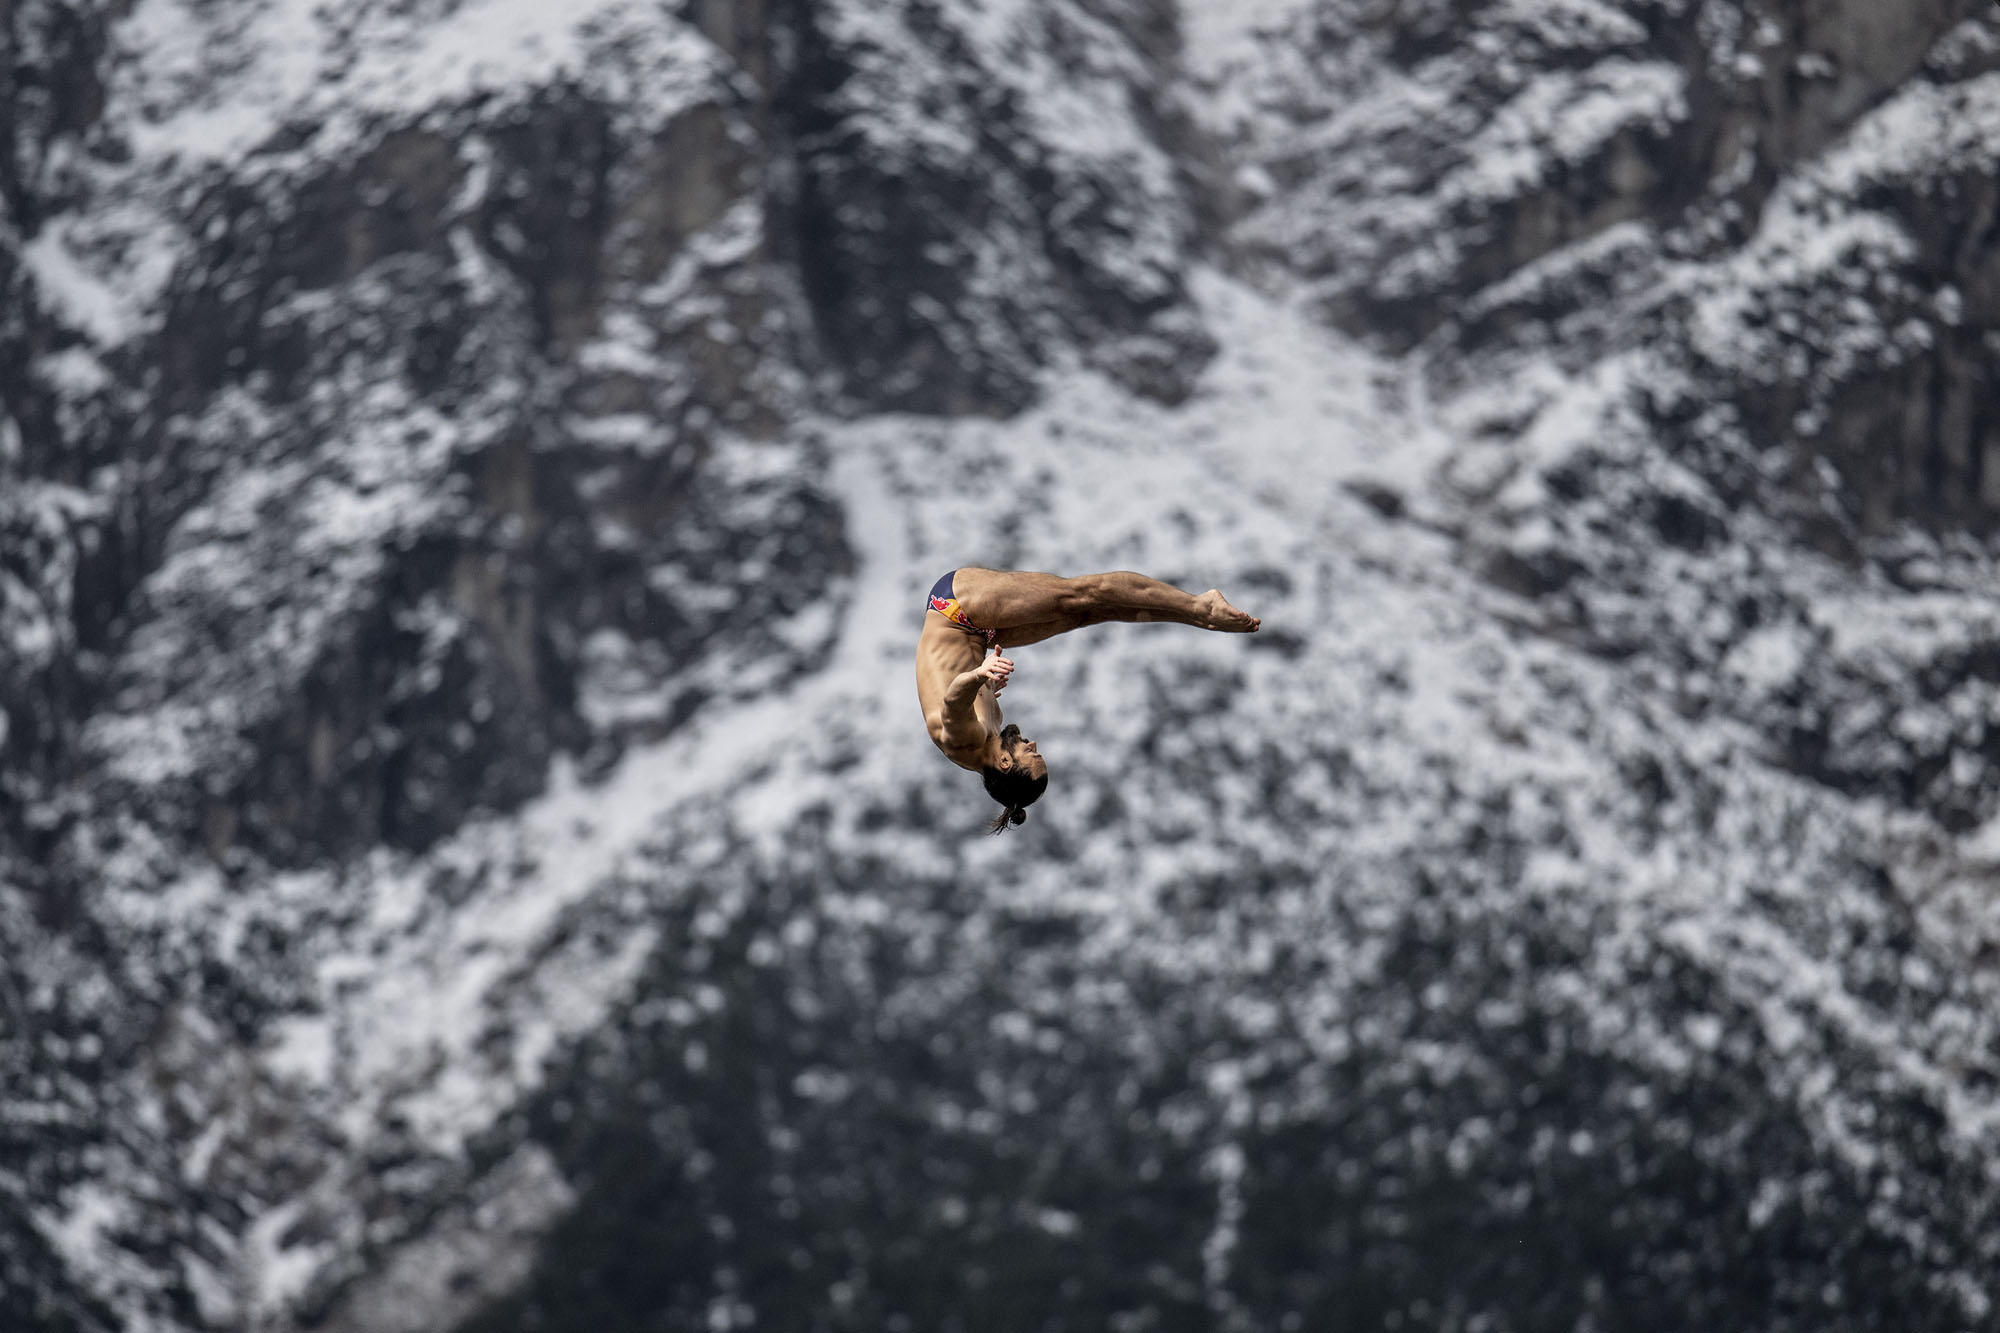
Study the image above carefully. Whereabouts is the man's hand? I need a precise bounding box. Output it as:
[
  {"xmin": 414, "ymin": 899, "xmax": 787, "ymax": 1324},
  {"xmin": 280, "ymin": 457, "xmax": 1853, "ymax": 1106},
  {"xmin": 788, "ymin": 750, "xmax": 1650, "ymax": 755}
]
[{"xmin": 975, "ymin": 650, "xmax": 1014, "ymax": 694}]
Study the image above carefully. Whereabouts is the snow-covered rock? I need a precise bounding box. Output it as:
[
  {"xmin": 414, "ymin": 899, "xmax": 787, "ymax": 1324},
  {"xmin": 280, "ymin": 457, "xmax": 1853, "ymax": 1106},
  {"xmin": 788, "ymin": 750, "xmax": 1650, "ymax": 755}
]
[{"xmin": 7, "ymin": 2, "xmax": 2000, "ymax": 1330}]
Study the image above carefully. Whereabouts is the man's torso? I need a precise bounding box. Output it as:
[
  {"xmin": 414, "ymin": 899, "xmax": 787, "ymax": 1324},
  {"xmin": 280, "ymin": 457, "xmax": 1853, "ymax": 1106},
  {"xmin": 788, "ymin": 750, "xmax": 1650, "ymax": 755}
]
[{"xmin": 915, "ymin": 613, "xmax": 998, "ymax": 770}]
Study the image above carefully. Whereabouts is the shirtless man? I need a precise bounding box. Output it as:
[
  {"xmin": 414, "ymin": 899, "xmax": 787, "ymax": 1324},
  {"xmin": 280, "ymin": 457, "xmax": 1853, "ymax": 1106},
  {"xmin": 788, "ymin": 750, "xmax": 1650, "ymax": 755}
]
[{"xmin": 916, "ymin": 568, "xmax": 1261, "ymax": 833}]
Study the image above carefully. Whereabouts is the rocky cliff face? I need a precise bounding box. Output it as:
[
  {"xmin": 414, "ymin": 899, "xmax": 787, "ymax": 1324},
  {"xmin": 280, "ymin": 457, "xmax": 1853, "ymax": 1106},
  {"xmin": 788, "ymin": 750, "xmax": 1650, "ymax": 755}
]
[{"xmin": 7, "ymin": 2, "xmax": 2000, "ymax": 1330}]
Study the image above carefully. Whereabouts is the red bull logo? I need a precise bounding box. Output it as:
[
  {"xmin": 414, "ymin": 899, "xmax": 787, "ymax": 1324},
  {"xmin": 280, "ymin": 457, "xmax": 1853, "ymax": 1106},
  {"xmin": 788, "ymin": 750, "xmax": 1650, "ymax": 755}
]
[{"xmin": 929, "ymin": 594, "xmax": 997, "ymax": 646}]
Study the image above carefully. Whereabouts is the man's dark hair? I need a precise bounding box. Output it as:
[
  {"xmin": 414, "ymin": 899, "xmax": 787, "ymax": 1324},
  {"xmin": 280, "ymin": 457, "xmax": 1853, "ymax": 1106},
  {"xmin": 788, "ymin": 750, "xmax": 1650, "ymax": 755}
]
[{"xmin": 982, "ymin": 726, "xmax": 1047, "ymax": 834}]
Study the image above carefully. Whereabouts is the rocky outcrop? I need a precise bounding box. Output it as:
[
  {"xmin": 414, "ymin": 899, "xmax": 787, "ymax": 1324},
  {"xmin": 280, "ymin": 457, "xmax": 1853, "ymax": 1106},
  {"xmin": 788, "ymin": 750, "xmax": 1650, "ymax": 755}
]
[
  {"xmin": 1690, "ymin": 61, "xmax": 2000, "ymax": 539},
  {"xmin": 88, "ymin": 77, "xmax": 826, "ymax": 866},
  {"xmin": 770, "ymin": 0, "xmax": 1213, "ymax": 412},
  {"xmin": 1226, "ymin": 0, "xmax": 1987, "ymax": 351},
  {"xmin": 1344, "ymin": 6, "xmax": 2000, "ymax": 542}
]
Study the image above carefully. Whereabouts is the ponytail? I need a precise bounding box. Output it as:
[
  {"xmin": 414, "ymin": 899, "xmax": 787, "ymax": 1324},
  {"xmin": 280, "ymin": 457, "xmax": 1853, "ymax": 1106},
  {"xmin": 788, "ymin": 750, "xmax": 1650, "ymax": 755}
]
[{"xmin": 986, "ymin": 806, "xmax": 1029, "ymax": 835}]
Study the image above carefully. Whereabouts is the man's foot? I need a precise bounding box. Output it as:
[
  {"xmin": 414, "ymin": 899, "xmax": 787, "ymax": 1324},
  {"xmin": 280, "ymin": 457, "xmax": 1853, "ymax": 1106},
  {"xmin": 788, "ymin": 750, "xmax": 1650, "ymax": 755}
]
[{"xmin": 1196, "ymin": 589, "xmax": 1260, "ymax": 632}]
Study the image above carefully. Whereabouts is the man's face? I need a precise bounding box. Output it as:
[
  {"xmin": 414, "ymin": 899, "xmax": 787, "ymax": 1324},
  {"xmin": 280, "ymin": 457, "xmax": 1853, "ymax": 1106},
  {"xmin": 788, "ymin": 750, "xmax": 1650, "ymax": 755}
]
[
  {"xmin": 999, "ymin": 723, "xmax": 1045, "ymax": 777},
  {"xmin": 1009, "ymin": 734, "xmax": 1047, "ymax": 781}
]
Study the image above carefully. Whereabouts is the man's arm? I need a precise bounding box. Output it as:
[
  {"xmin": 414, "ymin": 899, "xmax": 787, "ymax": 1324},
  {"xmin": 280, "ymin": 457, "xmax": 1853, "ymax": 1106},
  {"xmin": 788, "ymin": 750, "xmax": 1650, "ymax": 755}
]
[{"xmin": 936, "ymin": 652, "xmax": 1012, "ymax": 751}]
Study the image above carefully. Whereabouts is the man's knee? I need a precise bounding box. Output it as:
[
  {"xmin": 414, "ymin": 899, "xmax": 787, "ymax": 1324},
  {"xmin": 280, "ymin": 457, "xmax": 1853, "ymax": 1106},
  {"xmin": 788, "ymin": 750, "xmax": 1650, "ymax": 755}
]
[{"xmin": 1057, "ymin": 573, "xmax": 1112, "ymax": 615}]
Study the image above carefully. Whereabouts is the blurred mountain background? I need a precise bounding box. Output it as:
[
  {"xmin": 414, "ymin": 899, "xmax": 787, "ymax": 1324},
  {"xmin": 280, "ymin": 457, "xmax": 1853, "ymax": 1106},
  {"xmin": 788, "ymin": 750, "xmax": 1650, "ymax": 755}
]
[{"xmin": 7, "ymin": 0, "xmax": 2000, "ymax": 1328}]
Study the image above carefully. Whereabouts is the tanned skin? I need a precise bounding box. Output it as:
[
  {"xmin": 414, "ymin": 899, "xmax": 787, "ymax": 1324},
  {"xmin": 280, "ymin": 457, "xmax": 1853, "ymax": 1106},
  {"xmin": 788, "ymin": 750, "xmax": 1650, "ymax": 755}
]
[{"xmin": 915, "ymin": 568, "xmax": 1261, "ymax": 779}]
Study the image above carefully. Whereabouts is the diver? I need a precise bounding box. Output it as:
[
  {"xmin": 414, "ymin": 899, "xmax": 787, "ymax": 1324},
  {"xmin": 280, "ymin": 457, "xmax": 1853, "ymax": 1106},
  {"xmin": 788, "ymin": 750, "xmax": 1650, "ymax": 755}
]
[{"xmin": 915, "ymin": 568, "xmax": 1260, "ymax": 833}]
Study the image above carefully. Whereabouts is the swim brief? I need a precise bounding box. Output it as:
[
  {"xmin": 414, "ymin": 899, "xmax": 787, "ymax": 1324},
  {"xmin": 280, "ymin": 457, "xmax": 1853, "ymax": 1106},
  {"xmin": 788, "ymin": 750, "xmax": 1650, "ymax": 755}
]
[{"xmin": 927, "ymin": 570, "xmax": 999, "ymax": 647}]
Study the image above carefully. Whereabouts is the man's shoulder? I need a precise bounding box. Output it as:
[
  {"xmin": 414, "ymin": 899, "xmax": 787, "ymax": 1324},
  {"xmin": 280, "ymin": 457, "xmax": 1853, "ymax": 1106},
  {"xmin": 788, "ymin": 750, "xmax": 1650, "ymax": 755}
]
[{"xmin": 930, "ymin": 719, "xmax": 988, "ymax": 771}]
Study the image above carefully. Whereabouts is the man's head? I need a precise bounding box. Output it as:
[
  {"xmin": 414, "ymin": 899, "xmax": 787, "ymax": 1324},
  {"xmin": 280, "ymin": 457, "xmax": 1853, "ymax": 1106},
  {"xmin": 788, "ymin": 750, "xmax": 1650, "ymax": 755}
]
[{"xmin": 982, "ymin": 724, "xmax": 1048, "ymax": 833}]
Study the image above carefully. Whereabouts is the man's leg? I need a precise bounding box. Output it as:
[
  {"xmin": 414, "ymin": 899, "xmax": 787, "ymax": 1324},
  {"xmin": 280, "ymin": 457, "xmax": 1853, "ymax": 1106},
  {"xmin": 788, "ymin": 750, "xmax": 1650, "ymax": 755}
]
[{"xmin": 954, "ymin": 568, "xmax": 1258, "ymax": 640}]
